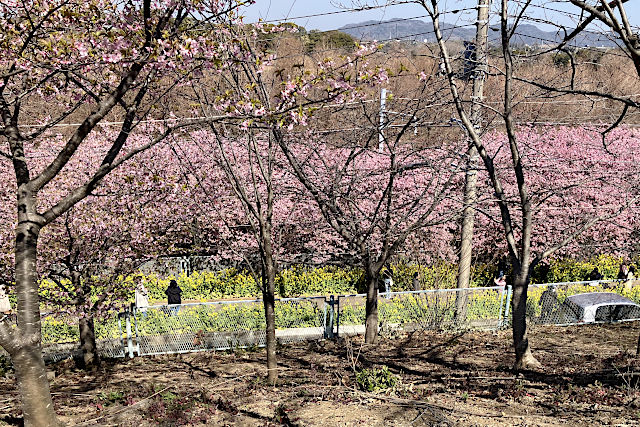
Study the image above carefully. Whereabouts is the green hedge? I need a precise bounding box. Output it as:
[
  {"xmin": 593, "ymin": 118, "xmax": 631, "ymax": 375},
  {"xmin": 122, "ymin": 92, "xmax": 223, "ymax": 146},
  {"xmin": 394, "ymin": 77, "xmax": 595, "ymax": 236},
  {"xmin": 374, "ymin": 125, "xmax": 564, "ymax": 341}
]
[
  {"xmin": 132, "ymin": 267, "xmax": 362, "ymax": 302},
  {"xmin": 41, "ymin": 315, "xmax": 125, "ymax": 344}
]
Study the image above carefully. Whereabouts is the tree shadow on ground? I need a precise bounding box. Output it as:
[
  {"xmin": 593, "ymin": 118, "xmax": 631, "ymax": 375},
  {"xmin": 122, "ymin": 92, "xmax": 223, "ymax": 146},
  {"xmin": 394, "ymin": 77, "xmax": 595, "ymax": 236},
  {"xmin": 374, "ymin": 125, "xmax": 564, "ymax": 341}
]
[
  {"xmin": 177, "ymin": 359, "xmax": 219, "ymax": 378},
  {"xmin": 0, "ymin": 415, "xmax": 22, "ymax": 427},
  {"xmin": 281, "ymin": 330, "xmax": 640, "ymax": 408}
]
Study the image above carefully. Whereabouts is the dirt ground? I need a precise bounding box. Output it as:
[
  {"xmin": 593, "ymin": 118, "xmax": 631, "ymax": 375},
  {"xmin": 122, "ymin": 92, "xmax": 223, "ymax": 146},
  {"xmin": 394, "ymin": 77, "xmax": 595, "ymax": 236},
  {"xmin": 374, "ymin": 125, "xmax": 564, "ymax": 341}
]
[{"xmin": 2, "ymin": 323, "xmax": 640, "ymax": 426}]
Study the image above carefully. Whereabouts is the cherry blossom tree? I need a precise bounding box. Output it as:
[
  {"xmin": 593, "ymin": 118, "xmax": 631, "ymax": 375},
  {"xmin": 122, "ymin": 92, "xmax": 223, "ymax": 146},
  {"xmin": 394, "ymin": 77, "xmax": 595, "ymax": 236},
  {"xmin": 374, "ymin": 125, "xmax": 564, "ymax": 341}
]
[
  {"xmin": 177, "ymin": 18, "xmax": 409, "ymax": 377},
  {"xmin": 419, "ymin": 0, "xmax": 638, "ymax": 370},
  {"xmin": 36, "ymin": 132, "xmax": 207, "ymax": 368},
  {"xmin": 0, "ymin": 0, "xmax": 247, "ymax": 424},
  {"xmin": 277, "ymin": 96, "xmax": 466, "ymax": 343},
  {"xmin": 197, "ymin": 27, "xmax": 468, "ymax": 347},
  {"xmin": 470, "ymin": 126, "xmax": 640, "ymax": 262}
]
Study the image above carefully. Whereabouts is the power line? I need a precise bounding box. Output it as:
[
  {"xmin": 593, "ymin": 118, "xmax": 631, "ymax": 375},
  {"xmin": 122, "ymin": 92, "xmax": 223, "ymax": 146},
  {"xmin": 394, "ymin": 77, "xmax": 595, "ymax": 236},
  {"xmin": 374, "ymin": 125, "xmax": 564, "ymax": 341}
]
[
  {"xmin": 12, "ymin": 120, "xmax": 640, "ymax": 162},
  {"xmin": 11, "ymin": 88, "xmax": 640, "ymax": 133},
  {"xmin": 395, "ymin": 96, "xmax": 640, "ymax": 106},
  {"xmin": 265, "ymin": 21, "xmax": 480, "ymax": 63},
  {"xmin": 12, "ymin": 99, "xmax": 379, "ymax": 130},
  {"xmin": 246, "ymin": 1, "xmax": 633, "ymax": 58},
  {"xmin": 510, "ymin": 0, "xmax": 639, "ymax": 31},
  {"xmin": 244, "ymin": 1, "xmax": 418, "ymax": 25}
]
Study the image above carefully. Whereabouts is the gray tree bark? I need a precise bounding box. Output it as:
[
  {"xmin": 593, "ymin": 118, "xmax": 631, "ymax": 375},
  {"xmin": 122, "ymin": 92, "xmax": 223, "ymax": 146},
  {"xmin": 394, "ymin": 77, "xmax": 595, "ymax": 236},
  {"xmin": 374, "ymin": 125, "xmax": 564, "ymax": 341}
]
[
  {"xmin": 260, "ymin": 220, "xmax": 278, "ymax": 384},
  {"xmin": 78, "ymin": 316, "xmax": 99, "ymax": 370},
  {"xmin": 9, "ymin": 194, "xmax": 59, "ymax": 426},
  {"xmin": 71, "ymin": 272, "xmax": 100, "ymax": 370},
  {"xmin": 510, "ymin": 263, "xmax": 540, "ymax": 370},
  {"xmin": 364, "ymin": 268, "xmax": 380, "ymax": 344}
]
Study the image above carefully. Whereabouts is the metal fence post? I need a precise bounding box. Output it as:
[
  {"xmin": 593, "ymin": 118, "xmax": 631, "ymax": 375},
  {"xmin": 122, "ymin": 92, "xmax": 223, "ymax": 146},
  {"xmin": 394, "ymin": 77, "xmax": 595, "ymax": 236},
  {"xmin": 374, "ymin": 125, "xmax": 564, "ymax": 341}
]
[
  {"xmin": 336, "ymin": 296, "xmax": 341, "ymax": 338},
  {"xmin": 498, "ymin": 288, "xmax": 506, "ymax": 328},
  {"xmin": 132, "ymin": 307, "xmax": 141, "ymax": 356},
  {"xmin": 323, "ymin": 299, "xmax": 328, "ymax": 339},
  {"xmin": 125, "ymin": 311, "xmax": 134, "ymax": 359},
  {"xmin": 503, "ymin": 285, "xmax": 512, "ymax": 326},
  {"xmin": 326, "ymin": 295, "xmax": 335, "ymax": 339}
]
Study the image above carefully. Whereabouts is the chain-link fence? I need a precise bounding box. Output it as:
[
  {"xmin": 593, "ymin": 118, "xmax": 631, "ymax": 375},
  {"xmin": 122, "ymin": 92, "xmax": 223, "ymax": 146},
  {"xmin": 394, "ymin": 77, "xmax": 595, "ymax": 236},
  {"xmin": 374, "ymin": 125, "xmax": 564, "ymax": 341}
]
[
  {"xmin": 5, "ymin": 279, "xmax": 640, "ymax": 363},
  {"xmin": 132, "ymin": 296, "xmax": 328, "ymax": 356},
  {"xmin": 42, "ymin": 312, "xmax": 126, "ymax": 362},
  {"xmin": 527, "ymin": 279, "xmax": 640, "ymax": 326},
  {"xmin": 337, "ymin": 287, "xmax": 510, "ymax": 336},
  {"xmin": 0, "ymin": 312, "xmax": 126, "ymax": 363}
]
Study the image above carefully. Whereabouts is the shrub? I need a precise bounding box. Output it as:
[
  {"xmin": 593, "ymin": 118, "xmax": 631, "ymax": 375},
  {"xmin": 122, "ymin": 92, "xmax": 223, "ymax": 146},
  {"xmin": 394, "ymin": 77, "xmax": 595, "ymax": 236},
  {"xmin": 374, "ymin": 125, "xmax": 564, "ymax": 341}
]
[
  {"xmin": 553, "ymin": 52, "xmax": 571, "ymax": 67},
  {"xmin": 97, "ymin": 390, "xmax": 126, "ymax": 406},
  {"xmin": 41, "ymin": 316, "xmax": 78, "ymax": 344},
  {"xmin": 547, "ymin": 255, "xmax": 622, "ymax": 283},
  {"xmin": 141, "ymin": 270, "xmax": 260, "ymax": 302},
  {"xmin": 140, "ymin": 267, "xmax": 363, "ymax": 302},
  {"xmin": 276, "ymin": 265, "xmax": 361, "ymax": 297},
  {"xmin": 356, "ymin": 365, "xmax": 399, "ymax": 392},
  {"xmin": 390, "ymin": 262, "xmax": 457, "ymax": 290}
]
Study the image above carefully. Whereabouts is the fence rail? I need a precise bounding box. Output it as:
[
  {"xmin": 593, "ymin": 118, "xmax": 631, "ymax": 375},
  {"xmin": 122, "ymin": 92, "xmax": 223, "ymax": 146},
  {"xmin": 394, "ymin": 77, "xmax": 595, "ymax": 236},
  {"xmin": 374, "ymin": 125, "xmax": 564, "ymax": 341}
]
[{"xmin": 5, "ymin": 279, "xmax": 640, "ymax": 362}]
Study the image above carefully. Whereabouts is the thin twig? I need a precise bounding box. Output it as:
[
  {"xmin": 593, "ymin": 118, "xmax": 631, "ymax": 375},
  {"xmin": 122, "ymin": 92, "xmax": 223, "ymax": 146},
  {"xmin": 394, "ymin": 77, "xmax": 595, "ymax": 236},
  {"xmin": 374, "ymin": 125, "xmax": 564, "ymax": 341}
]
[
  {"xmin": 447, "ymin": 376, "xmax": 517, "ymax": 381},
  {"xmin": 616, "ymin": 372, "xmax": 640, "ymax": 377},
  {"xmin": 410, "ymin": 409, "xmax": 427, "ymax": 425},
  {"xmin": 50, "ymin": 392, "xmax": 95, "ymax": 397}
]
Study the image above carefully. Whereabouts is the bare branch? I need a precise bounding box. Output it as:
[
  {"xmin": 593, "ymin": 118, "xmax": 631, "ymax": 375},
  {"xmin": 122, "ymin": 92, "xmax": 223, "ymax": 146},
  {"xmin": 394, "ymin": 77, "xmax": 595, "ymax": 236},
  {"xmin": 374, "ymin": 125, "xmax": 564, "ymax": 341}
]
[
  {"xmin": 29, "ymin": 62, "xmax": 145, "ymax": 193},
  {"xmin": 601, "ymin": 104, "xmax": 630, "ymax": 151}
]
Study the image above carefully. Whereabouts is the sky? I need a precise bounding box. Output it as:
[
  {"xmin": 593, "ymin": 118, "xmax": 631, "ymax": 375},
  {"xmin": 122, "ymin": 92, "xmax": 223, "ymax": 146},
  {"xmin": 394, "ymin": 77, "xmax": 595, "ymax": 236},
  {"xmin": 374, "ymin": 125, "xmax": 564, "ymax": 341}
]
[{"xmin": 240, "ymin": 0, "xmax": 640, "ymax": 33}]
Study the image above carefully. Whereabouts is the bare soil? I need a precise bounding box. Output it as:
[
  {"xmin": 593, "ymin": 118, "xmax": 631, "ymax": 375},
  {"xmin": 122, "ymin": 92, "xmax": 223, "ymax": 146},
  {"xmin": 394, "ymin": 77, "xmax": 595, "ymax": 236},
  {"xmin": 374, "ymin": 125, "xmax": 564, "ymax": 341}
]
[{"xmin": 2, "ymin": 323, "xmax": 640, "ymax": 426}]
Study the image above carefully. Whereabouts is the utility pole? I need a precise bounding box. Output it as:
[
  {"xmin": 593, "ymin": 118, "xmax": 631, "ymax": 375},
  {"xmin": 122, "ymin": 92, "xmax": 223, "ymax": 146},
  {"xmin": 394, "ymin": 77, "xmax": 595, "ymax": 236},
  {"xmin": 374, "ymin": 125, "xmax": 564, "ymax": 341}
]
[
  {"xmin": 456, "ymin": 0, "xmax": 490, "ymax": 290},
  {"xmin": 378, "ymin": 87, "xmax": 387, "ymax": 152}
]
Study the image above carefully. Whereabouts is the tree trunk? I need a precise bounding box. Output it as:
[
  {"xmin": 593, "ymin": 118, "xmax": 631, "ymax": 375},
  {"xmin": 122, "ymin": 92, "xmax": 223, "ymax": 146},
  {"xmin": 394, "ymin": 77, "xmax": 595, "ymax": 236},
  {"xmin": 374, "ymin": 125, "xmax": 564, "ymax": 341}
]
[
  {"xmin": 79, "ymin": 316, "xmax": 100, "ymax": 370},
  {"xmin": 12, "ymin": 344, "xmax": 59, "ymax": 427},
  {"xmin": 261, "ymin": 223, "xmax": 278, "ymax": 385},
  {"xmin": 511, "ymin": 270, "xmax": 541, "ymax": 371},
  {"xmin": 455, "ymin": 145, "xmax": 478, "ymax": 325},
  {"xmin": 11, "ymin": 216, "xmax": 60, "ymax": 426},
  {"xmin": 262, "ymin": 283, "xmax": 277, "ymax": 384},
  {"xmin": 74, "ymin": 275, "xmax": 100, "ymax": 370},
  {"xmin": 364, "ymin": 269, "xmax": 379, "ymax": 344}
]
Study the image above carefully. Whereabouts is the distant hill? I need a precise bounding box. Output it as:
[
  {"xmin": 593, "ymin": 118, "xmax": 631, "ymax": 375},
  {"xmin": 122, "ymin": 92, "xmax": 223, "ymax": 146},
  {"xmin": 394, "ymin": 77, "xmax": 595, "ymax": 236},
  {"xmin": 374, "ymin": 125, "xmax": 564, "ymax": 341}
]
[{"xmin": 339, "ymin": 19, "xmax": 616, "ymax": 48}]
